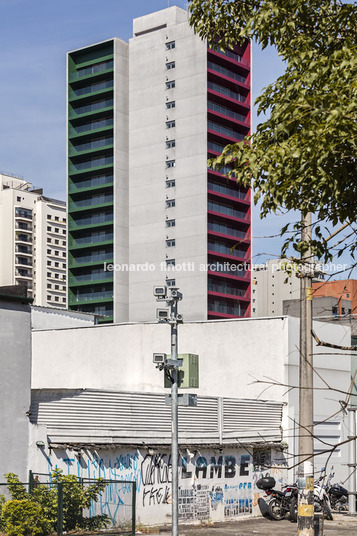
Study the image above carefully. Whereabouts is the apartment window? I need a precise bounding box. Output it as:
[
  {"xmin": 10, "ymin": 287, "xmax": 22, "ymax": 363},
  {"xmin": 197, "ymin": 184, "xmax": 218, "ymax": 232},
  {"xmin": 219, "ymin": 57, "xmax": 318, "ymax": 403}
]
[
  {"xmin": 166, "ymin": 160, "xmax": 175, "ymax": 168},
  {"xmin": 47, "ymin": 261, "xmax": 51, "ymax": 266},
  {"xmin": 166, "ymin": 101, "xmax": 175, "ymax": 109},
  {"xmin": 166, "ymin": 199, "xmax": 175, "ymax": 208},
  {"xmin": 47, "ymin": 295, "xmax": 51, "ymax": 301},
  {"xmin": 253, "ymin": 308, "xmax": 256, "ymax": 312},
  {"xmin": 166, "ymin": 219, "xmax": 175, "ymax": 227},
  {"xmin": 55, "ymin": 297, "xmax": 59, "ymax": 302},
  {"xmin": 17, "ymin": 196, "xmax": 21, "ymax": 202},
  {"xmin": 47, "ymin": 249, "xmax": 51, "ymax": 254},
  {"xmin": 166, "ymin": 41, "xmax": 175, "ymax": 50},
  {"xmin": 55, "ymin": 285, "xmax": 59, "ymax": 290},
  {"xmin": 63, "ymin": 218, "xmax": 66, "ymax": 222},
  {"xmin": 55, "ymin": 216, "xmax": 59, "ymax": 221},
  {"xmin": 166, "ymin": 80, "xmax": 175, "ymax": 89},
  {"xmin": 55, "ymin": 228, "xmax": 59, "ymax": 233},
  {"xmin": 166, "ymin": 61, "xmax": 175, "ymax": 70},
  {"xmin": 167, "ymin": 278, "xmax": 176, "ymax": 287},
  {"xmin": 166, "ymin": 179, "xmax": 176, "ymax": 188},
  {"xmin": 62, "ymin": 230, "xmax": 66, "ymax": 235},
  {"xmin": 55, "ymin": 240, "xmax": 59, "ymax": 245},
  {"xmin": 62, "ymin": 298, "xmax": 66, "ymax": 303},
  {"xmin": 63, "ymin": 263, "xmax": 66, "ymax": 268},
  {"xmin": 48, "ymin": 215, "xmax": 52, "ymax": 219},
  {"xmin": 166, "ymin": 259, "xmax": 175, "ymax": 267},
  {"xmin": 47, "ymin": 272, "xmax": 51, "ymax": 277},
  {"xmin": 166, "ymin": 139, "xmax": 175, "ymax": 148},
  {"xmin": 47, "ymin": 284, "xmax": 51, "ymax": 289},
  {"xmin": 166, "ymin": 120, "xmax": 176, "ymax": 128},
  {"xmin": 55, "ymin": 251, "xmax": 59, "ymax": 256},
  {"xmin": 62, "ymin": 241, "xmax": 66, "ymax": 246},
  {"xmin": 47, "ymin": 238, "xmax": 51, "ymax": 243},
  {"xmin": 47, "ymin": 226, "xmax": 51, "ymax": 231},
  {"xmin": 55, "ymin": 262, "xmax": 59, "ymax": 267},
  {"xmin": 62, "ymin": 252, "xmax": 66, "ymax": 257},
  {"xmin": 55, "ymin": 274, "xmax": 59, "ymax": 279},
  {"xmin": 166, "ymin": 239, "xmax": 176, "ymax": 247}
]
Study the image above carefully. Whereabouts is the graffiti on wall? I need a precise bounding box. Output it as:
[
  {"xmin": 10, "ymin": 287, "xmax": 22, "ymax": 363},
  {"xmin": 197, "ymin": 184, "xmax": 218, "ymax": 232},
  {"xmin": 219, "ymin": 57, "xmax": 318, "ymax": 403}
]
[{"xmin": 40, "ymin": 447, "xmax": 286, "ymax": 525}]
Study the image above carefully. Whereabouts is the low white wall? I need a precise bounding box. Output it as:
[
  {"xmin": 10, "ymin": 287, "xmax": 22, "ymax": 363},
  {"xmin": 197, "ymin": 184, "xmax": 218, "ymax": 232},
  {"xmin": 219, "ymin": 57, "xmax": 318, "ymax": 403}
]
[{"xmin": 31, "ymin": 317, "xmax": 289, "ymax": 401}]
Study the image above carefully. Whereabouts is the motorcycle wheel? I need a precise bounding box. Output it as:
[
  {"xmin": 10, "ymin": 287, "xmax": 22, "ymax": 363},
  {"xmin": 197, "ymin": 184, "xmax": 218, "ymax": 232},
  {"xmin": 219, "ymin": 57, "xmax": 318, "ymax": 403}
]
[
  {"xmin": 289, "ymin": 497, "xmax": 297, "ymax": 523},
  {"xmin": 268, "ymin": 497, "xmax": 285, "ymax": 520},
  {"xmin": 323, "ymin": 501, "xmax": 333, "ymax": 521}
]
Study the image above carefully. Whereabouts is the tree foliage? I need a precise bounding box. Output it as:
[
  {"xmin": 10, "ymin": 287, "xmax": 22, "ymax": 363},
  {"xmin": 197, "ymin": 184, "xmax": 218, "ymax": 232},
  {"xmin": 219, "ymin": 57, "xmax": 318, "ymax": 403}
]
[
  {"xmin": 189, "ymin": 0, "xmax": 357, "ymax": 261},
  {"xmin": 1, "ymin": 470, "xmax": 109, "ymax": 535}
]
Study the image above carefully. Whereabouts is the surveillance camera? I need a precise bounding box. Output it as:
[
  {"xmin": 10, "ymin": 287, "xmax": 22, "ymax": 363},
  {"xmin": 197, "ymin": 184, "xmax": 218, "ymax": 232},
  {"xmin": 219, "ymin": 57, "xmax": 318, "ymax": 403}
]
[
  {"xmin": 176, "ymin": 313, "xmax": 183, "ymax": 323},
  {"xmin": 153, "ymin": 353, "xmax": 167, "ymax": 365},
  {"xmin": 153, "ymin": 285, "xmax": 167, "ymax": 297},
  {"xmin": 170, "ymin": 289, "xmax": 182, "ymax": 300},
  {"xmin": 156, "ymin": 308, "xmax": 169, "ymax": 320}
]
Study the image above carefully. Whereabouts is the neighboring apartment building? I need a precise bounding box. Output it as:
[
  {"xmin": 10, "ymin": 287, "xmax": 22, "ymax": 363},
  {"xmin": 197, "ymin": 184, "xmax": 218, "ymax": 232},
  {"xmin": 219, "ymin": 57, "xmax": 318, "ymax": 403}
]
[
  {"xmin": 312, "ymin": 279, "xmax": 357, "ymax": 316},
  {"xmin": 0, "ymin": 173, "xmax": 67, "ymax": 307},
  {"xmin": 67, "ymin": 6, "xmax": 251, "ymax": 323},
  {"xmin": 251, "ymin": 259, "xmax": 301, "ymax": 317}
]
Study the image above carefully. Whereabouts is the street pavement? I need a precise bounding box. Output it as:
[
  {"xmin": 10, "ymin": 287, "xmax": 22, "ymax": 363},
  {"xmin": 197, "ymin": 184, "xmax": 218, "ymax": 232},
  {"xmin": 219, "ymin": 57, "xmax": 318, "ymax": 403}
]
[{"xmin": 143, "ymin": 514, "xmax": 357, "ymax": 535}]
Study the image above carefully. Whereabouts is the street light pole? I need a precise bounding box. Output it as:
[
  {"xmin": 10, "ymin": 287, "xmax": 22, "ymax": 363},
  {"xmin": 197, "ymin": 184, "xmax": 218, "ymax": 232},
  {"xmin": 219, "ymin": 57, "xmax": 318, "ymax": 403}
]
[
  {"xmin": 298, "ymin": 212, "xmax": 315, "ymax": 535},
  {"xmin": 153, "ymin": 286, "xmax": 183, "ymax": 536},
  {"xmin": 170, "ymin": 296, "xmax": 179, "ymax": 536}
]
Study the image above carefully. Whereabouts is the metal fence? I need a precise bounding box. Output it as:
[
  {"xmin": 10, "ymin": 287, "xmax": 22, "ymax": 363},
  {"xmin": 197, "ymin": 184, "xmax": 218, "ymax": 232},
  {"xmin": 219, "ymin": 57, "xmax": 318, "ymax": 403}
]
[{"xmin": 0, "ymin": 472, "xmax": 136, "ymax": 536}]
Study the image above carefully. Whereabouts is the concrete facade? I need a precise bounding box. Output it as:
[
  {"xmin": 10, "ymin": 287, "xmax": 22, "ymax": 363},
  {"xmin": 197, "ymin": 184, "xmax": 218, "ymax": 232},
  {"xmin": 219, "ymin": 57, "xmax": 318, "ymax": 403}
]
[
  {"xmin": 0, "ymin": 173, "xmax": 67, "ymax": 308},
  {"xmin": 0, "ymin": 295, "xmax": 32, "ymax": 482}
]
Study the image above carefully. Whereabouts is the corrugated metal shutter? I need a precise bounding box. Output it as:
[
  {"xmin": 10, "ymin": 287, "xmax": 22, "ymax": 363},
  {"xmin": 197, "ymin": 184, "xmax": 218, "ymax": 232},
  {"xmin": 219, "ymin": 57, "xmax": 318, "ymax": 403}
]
[
  {"xmin": 30, "ymin": 389, "xmax": 283, "ymax": 446},
  {"xmin": 223, "ymin": 398, "xmax": 283, "ymax": 443}
]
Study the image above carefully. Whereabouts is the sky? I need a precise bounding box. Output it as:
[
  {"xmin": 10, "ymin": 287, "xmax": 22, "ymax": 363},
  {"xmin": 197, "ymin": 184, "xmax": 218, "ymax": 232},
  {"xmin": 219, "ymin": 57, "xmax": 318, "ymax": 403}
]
[{"xmin": 0, "ymin": 0, "xmax": 301, "ymax": 265}]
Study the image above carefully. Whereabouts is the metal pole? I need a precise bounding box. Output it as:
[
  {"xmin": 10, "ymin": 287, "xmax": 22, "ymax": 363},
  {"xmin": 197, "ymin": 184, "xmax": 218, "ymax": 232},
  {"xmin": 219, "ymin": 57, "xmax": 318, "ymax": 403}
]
[
  {"xmin": 348, "ymin": 408, "xmax": 356, "ymax": 515},
  {"xmin": 171, "ymin": 298, "xmax": 179, "ymax": 536},
  {"xmin": 298, "ymin": 212, "xmax": 315, "ymax": 535},
  {"xmin": 132, "ymin": 481, "xmax": 137, "ymax": 535},
  {"xmin": 57, "ymin": 482, "xmax": 63, "ymax": 536}
]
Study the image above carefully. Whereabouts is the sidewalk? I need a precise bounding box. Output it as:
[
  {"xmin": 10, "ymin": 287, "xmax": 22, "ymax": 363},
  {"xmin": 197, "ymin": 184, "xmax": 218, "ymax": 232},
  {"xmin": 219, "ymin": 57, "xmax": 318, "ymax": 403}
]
[{"xmin": 142, "ymin": 514, "xmax": 357, "ymax": 536}]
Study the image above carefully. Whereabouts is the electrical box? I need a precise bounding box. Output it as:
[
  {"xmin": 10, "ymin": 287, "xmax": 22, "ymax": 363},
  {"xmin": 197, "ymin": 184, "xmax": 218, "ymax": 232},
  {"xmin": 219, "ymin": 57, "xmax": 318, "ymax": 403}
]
[{"xmin": 164, "ymin": 353, "xmax": 199, "ymax": 389}]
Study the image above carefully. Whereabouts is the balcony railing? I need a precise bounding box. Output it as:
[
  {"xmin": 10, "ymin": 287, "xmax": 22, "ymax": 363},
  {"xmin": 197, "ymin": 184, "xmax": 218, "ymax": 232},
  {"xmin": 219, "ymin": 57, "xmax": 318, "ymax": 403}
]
[
  {"xmin": 208, "ymin": 240, "xmax": 246, "ymax": 258},
  {"xmin": 69, "ymin": 194, "xmax": 113, "ymax": 210},
  {"xmin": 70, "ymin": 174, "xmax": 113, "ymax": 191},
  {"xmin": 15, "ymin": 208, "xmax": 32, "ymax": 219},
  {"xmin": 208, "ymin": 81, "xmax": 246, "ymax": 103},
  {"xmin": 70, "ymin": 212, "xmax": 113, "ymax": 228},
  {"xmin": 71, "ymin": 60, "xmax": 114, "ymax": 80},
  {"xmin": 72, "ymin": 79, "xmax": 113, "ymax": 97},
  {"xmin": 208, "ymin": 101, "xmax": 247, "ymax": 124},
  {"xmin": 69, "ymin": 155, "xmax": 113, "ymax": 172},
  {"xmin": 69, "ymin": 271, "xmax": 113, "ymax": 284},
  {"xmin": 208, "ymin": 280, "xmax": 246, "ymax": 297},
  {"xmin": 69, "ymin": 231, "xmax": 113, "ymax": 247},
  {"xmin": 71, "ymin": 98, "xmax": 113, "ymax": 116},
  {"xmin": 208, "ymin": 221, "xmax": 246, "ymax": 239},
  {"xmin": 208, "ymin": 180, "xmax": 245, "ymax": 200},
  {"xmin": 71, "ymin": 136, "xmax": 113, "ymax": 153},
  {"xmin": 72, "ymin": 290, "xmax": 113, "ymax": 302},
  {"xmin": 71, "ymin": 251, "xmax": 113, "ymax": 265},
  {"xmin": 208, "ymin": 121, "xmax": 244, "ymax": 141},
  {"xmin": 208, "ymin": 200, "xmax": 247, "ymax": 220},
  {"xmin": 208, "ymin": 61, "xmax": 247, "ymax": 84},
  {"xmin": 69, "ymin": 117, "xmax": 113, "ymax": 136},
  {"xmin": 208, "ymin": 298, "xmax": 243, "ymax": 316}
]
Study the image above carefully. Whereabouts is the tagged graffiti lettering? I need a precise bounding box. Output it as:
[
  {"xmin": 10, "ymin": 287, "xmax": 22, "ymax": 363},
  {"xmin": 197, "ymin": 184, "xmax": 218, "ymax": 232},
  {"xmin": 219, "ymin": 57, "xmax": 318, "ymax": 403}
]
[
  {"xmin": 143, "ymin": 485, "xmax": 171, "ymax": 507},
  {"xmin": 141, "ymin": 453, "xmax": 172, "ymax": 486}
]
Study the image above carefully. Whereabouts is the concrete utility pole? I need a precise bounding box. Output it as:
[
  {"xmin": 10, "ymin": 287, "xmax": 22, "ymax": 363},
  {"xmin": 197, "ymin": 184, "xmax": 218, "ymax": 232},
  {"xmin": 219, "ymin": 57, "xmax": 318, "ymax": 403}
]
[
  {"xmin": 298, "ymin": 212, "xmax": 315, "ymax": 535},
  {"xmin": 153, "ymin": 286, "xmax": 183, "ymax": 536},
  {"xmin": 348, "ymin": 408, "xmax": 357, "ymax": 515}
]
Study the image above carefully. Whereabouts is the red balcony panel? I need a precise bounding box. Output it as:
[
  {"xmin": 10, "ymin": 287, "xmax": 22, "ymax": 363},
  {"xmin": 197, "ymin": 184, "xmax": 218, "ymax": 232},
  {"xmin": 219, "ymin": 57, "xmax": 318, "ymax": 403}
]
[
  {"xmin": 207, "ymin": 108, "xmax": 250, "ymax": 133},
  {"xmin": 207, "ymin": 270, "xmax": 250, "ymax": 283},
  {"xmin": 208, "ymin": 290, "xmax": 250, "ymax": 302},
  {"xmin": 207, "ymin": 249, "xmax": 248, "ymax": 264},
  {"xmin": 207, "ymin": 68, "xmax": 250, "ymax": 93},
  {"xmin": 207, "ymin": 128, "xmax": 244, "ymax": 145},
  {"xmin": 207, "ymin": 209, "xmax": 250, "ymax": 226},
  {"xmin": 208, "ymin": 188, "xmax": 250, "ymax": 207},
  {"xmin": 208, "ymin": 48, "xmax": 250, "ymax": 72},
  {"xmin": 207, "ymin": 88, "xmax": 250, "ymax": 111},
  {"xmin": 207, "ymin": 229, "xmax": 250, "ymax": 244}
]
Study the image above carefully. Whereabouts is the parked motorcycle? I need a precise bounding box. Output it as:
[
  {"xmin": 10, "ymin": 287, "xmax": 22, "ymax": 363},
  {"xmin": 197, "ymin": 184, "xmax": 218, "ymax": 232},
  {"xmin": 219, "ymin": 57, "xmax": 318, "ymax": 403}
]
[
  {"xmin": 289, "ymin": 469, "xmax": 333, "ymax": 522},
  {"xmin": 325, "ymin": 469, "xmax": 348, "ymax": 512},
  {"xmin": 257, "ymin": 476, "xmax": 297, "ymax": 521}
]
